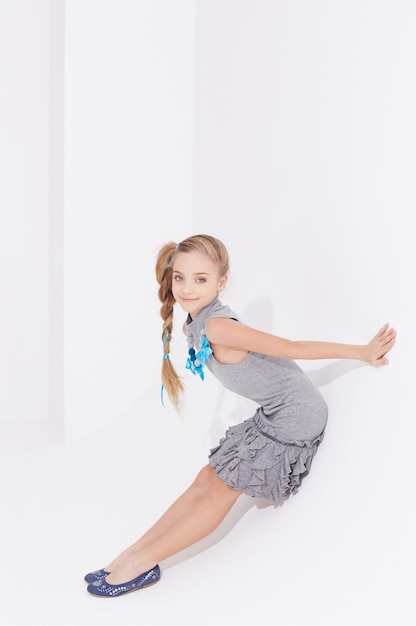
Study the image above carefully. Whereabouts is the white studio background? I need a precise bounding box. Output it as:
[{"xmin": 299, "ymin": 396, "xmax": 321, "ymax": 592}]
[
  {"xmin": 0, "ymin": 1, "xmax": 50, "ymax": 425},
  {"xmin": 64, "ymin": 0, "xmax": 195, "ymax": 441},
  {"xmin": 190, "ymin": 1, "xmax": 415, "ymax": 624},
  {"xmin": 0, "ymin": 2, "xmax": 415, "ymax": 626}
]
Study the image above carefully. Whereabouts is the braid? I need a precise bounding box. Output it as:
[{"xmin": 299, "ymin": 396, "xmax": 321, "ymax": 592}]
[{"xmin": 155, "ymin": 243, "xmax": 185, "ymax": 410}]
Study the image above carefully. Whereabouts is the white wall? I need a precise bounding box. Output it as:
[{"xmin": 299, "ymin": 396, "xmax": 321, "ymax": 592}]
[
  {"xmin": 50, "ymin": 0, "xmax": 65, "ymax": 438},
  {"xmin": 0, "ymin": 0, "xmax": 195, "ymax": 439},
  {"xmin": 63, "ymin": 0, "xmax": 195, "ymax": 440},
  {"xmin": 0, "ymin": 0, "xmax": 51, "ymax": 423},
  {"xmin": 190, "ymin": 1, "xmax": 415, "ymax": 622}
]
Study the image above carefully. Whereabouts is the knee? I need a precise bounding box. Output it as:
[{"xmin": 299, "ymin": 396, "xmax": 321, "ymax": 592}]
[
  {"xmin": 192, "ymin": 464, "xmax": 241, "ymax": 500},
  {"xmin": 192, "ymin": 465, "xmax": 217, "ymax": 493}
]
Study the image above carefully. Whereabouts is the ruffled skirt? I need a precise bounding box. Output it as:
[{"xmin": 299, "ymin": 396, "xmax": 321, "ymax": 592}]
[{"xmin": 209, "ymin": 408, "xmax": 325, "ymax": 502}]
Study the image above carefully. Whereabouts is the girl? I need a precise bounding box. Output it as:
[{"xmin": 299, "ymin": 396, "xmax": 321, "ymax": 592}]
[{"xmin": 85, "ymin": 234, "xmax": 396, "ymax": 597}]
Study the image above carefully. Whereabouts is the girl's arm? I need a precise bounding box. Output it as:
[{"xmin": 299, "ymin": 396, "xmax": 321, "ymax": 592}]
[{"xmin": 206, "ymin": 319, "xmax": 396, "ymax": 366}]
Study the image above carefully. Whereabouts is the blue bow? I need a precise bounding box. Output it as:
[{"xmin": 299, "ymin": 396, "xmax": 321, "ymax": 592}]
[{"xmin": 186, "ymin": 335, "xmax": 212, "ymax": 380}]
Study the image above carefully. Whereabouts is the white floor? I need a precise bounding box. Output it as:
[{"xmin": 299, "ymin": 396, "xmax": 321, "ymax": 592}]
[{"xmin": 1, "ymin": 407, "xmax": 414, "ymax": 626}]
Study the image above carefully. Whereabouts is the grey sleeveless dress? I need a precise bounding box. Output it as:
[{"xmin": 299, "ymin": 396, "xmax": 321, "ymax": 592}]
[{"xmin": 185, "ymin": 296, "xmax": 328, "ymax": 502}]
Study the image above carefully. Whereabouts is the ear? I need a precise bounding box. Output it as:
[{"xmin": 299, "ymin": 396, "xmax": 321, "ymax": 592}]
[{"xmin": 218, "ymin": 275, "xmax": 227, "ymax": 292}]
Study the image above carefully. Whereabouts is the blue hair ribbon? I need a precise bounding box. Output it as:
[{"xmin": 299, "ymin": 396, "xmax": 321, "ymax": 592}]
[
  {"xmin": 160, "ymin": 329, "xmax": 170, "ymax": 406},
  {"xmin": 163, "ymin": 328, "xmax": 169, "ymax": 346}
]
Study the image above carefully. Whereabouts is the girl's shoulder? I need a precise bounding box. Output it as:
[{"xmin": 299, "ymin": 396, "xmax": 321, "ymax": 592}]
[{"xmin": 205, "ymin": 316, "xmax": 243, "ymax": 347}]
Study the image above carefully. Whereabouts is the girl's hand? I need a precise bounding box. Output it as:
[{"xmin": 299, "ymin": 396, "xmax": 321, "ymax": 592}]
[{"xmin": 366, "ymin": 323, "xmax": 396, "ymax": 366}]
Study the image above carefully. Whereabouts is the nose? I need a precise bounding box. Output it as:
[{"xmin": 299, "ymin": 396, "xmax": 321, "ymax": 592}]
[{"xmin": 181, "ymin": 280, "xmax": 194, "ymax": 294}]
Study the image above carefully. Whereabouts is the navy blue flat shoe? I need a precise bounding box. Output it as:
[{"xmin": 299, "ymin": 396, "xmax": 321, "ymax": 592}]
[
  {"xmin": 84, "ymin": 569, "xmax": 110, "ymax": 583},
  {"xmin": 87, "ymin": 565, "xmax": 161, "ymax": 597}
]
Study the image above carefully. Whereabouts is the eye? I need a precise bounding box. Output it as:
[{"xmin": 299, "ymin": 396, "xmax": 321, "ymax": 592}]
[
  {"xmin": 196, "ymin": 277, "xmax": 206, "ymax": 283},
  {"xmin": 173, "ymin": 275, "xmax": 183, "ymax": 281}
]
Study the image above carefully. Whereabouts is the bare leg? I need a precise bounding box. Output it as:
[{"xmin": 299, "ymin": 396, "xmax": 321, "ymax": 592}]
[{"xmin": 104, "ymin": 465, "xmax": 242, "ymax": 584}]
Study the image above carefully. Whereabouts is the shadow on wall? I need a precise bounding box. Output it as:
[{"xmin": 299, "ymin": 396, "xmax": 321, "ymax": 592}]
[{"xmin": 305, "ymin": 359, "xmax": 367, "ymax": 387}]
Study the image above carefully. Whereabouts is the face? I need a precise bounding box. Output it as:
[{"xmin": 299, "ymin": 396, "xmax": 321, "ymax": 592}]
[{"xmin": 172, "ymin": 251, "xmax": 227, "ymax": 318}]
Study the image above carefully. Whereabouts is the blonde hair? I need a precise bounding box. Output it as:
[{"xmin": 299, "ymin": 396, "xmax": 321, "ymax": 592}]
[{"xmin": 155, "ymin": 234, "xmax": 229, "ymax": 410}]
